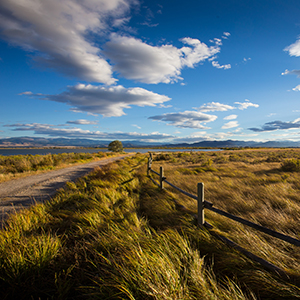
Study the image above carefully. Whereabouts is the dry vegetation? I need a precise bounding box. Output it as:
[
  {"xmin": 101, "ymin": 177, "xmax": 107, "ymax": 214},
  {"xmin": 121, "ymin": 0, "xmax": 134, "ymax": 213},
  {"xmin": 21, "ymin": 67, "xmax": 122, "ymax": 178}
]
[
  {"xmin": 0, "ymin": 150, "xmax": 300, "ymax": 299},
  {"xmin": 0, "ymin": 151, "xmax": 115, "ymax": 182},
  {"xmin": 150, "ymin": 149, "xmax": 300, "ymax": 275}
]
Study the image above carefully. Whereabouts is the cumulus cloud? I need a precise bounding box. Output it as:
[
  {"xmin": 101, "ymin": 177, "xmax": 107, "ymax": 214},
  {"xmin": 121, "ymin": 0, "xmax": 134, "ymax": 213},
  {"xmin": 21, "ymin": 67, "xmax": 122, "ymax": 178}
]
[
  {"xmin": 0, "ymin": 0, "xmax": 231, "ymax": 85},
  {"xmin": 0, "ymin": 0, "xmax": 138, "ymax": 84},
  {"xmin": 5, "ymin": 123, "xmax": 173, "ymax": 140},
  {"xmin": 211, "ymin": 61, "xmax": 231, "ymax": 69},
  {"xmin": 104, "ymin": 34, "xmax": 223, "ymax": 84},
  {"xmin": 234, "ymin": 100, "xmax": 259, "ymax": 110},
  {"xmin": 149, "ymin": 111, "xmax": 217, "ymax": 129},
  {"xmin": 195, "ymin": 100, "xmax": 257, "ymax": 114},
  {"xmin": 66, "ymin": 119, "xmax": 98, "ymax": 125},
  {"xmin": 284, "ymin": 39, "xmax": 300, "ymax": 57},
  {"xmin": 224, "ymin": 114, "xmax": 237, "ymax": 120},
  {"xmin": 281, "ymin": 69, "xmax": 300, "ymax": 77},
  {"xmin": 293, "ymin": 85, "xmax": 300, "ymax": 91},
  {"xmin": 221, "ymin": 121, "xmax": 239, "ymax": 129},
  {"xmin": 197, "ymin": 102, "xmax": 235, "ymax": 112},
  {"xmin": 249, "ymin": 119, "xmax": 300, "ymax": 132},
  {"xmin": 21, "ymin": 84, "xmax": 171, "ymax": 117}
]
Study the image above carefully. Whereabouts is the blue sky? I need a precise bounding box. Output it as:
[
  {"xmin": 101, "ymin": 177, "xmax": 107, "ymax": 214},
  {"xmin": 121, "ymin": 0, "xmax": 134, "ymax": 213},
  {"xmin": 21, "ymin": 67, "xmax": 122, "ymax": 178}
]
[{"xmin": 1, "ymin": 0, "xmax": 300, "ymax": 144}]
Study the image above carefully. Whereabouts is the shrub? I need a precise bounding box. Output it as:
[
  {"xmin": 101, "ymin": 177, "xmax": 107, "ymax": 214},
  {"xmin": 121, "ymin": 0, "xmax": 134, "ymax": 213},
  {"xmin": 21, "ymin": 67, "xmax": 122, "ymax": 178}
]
[
  {"xmin": 281, "ymin": 159, "xmax": 300, "ymax": 172},
  {"xmin": 153, "ymin": 153, "xmax": 172, "ymax": 161},
  {"xmin": 266, "ymin": 155, "xmax": 282, "ymax": 163}
]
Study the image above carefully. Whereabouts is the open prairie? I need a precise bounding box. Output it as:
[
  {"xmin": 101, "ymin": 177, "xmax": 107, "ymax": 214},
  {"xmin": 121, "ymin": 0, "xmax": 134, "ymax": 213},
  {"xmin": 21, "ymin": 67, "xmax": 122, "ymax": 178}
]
[{"xmin": 0, "ymin": 150, "xmax": 300, "ymax": 299}]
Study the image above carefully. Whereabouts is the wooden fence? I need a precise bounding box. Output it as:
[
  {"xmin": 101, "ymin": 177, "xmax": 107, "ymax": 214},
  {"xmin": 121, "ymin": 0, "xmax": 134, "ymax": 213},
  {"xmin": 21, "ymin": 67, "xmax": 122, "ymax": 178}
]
[{"xmin": 147, "ymin": 153, "xmax": 300, "ymax": 278}]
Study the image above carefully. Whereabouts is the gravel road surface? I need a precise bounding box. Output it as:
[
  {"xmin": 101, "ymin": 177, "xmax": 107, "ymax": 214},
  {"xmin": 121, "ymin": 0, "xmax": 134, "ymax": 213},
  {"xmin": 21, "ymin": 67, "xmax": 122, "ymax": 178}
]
[{"xmin": 0, "ymin": 154, "xmax": 133, "ymax": 223}]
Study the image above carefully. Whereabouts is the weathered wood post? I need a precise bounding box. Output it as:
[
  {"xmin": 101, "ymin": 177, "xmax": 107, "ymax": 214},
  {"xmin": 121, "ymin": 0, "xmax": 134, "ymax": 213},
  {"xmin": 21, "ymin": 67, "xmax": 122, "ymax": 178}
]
[
  {"xmin": 197, "ymin": 182, "xmax": 205, "ymax": 226},
  {"xmin": 147, "ymin": 153, "xmax": 153, "ymax": 176},
  {"xmin": 159, "ymin": 166, "xmax": 164, "ymax": 190}
]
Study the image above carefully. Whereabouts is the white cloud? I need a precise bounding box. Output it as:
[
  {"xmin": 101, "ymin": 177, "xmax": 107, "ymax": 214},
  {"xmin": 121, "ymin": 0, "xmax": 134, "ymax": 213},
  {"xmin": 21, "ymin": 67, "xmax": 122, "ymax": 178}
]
[
  {"xmin": 5, "ymin": 123, "xmax": 173, "ymax": 140},
  {"xmin": 249, "ymin": 119, "xmax": 300, "ymax": 132},
  {"xmin": 66, "ymin": 119, "xmax": 98, "ymax": 125},
  {"xmin": 0, "ymin": 0, "xmax": 135, "ymax": 84},
  {"xmin": 281, "ymin": 69, "xmax": 300, "ymax": 77},
  {"xmin": 221, "ymin": 121, "xmax": 239, "ymax": 129},
  {"xmin": 234, "ymin": 100, "xmax": 259, "ymax": 110},
  {"xmin": 132, "ymin": 124, "xmax": 141, "ymax": 129},
  {"xmin": 149, "ymin": 111, "xmax": 217, "ymax": 129},
  {"xmin": 284, "ymin": 39, "xmax": 300, "ymax": 57},
  {"xmin": 104, "ymin": 34, "xmax": 221, "ymax": 84},
  {"xmin": 222, "ymin": 32, "xmax": 231, "ymax": 39},
  {"xmin": 212, "ymin": 61, "xmax": 231, "ymax": 69},
  {"xmin": 224, "ymin": 114, "xmax": 237, "ymax": 120},
  {"xmin": 243, "ymin": 57, "xmax": 251, "ymax": 62},
  {"xmin": 292, "ymin": 118, "xmax": 300, "ymax": 123},
  {"xmin": 0, "ymin": 1, "xmax": 231, "ymax": 85},
  {"xmin": 21, "ymin": 84, "xmax": 171, "ymax": 117},
  {"xmin": 292, "ymin": 85, "xmax": 300, "ymax": 91},
  {"xmin": 197, "ymin": 102, "xmax": 235, "ymax": 112}
]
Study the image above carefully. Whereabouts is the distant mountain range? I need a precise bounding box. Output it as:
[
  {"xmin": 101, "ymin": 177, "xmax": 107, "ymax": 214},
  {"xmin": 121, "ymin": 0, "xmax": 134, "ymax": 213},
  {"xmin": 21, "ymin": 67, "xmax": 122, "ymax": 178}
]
[{"xmin": 1, "ymin": 136, "xmax": 300, "ymax": 148}]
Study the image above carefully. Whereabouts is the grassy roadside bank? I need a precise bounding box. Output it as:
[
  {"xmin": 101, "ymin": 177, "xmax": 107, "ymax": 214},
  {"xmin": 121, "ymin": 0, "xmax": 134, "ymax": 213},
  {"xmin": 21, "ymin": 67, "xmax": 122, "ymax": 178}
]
[
  {"xmin": 0, "ymin": 151, "xmax": 120, "ymax": 183},
  {"xmin": 0, "ymin": 151, "xmax": 300, "ymax": 299}
]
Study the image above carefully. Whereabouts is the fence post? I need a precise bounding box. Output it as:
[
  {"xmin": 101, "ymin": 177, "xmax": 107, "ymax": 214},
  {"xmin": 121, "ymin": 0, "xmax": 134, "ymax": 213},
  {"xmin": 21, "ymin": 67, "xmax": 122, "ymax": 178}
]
[
  {"xmin": 160, "ymin": 166, "xmax": 164, "ymax": 190},
  {"xmin": 147, "ymin": 153, "xmax": 152, "ymax": 176},
  {"xmin": 197, "ymin": 182, "xmax": 205, "ymax": 226}
]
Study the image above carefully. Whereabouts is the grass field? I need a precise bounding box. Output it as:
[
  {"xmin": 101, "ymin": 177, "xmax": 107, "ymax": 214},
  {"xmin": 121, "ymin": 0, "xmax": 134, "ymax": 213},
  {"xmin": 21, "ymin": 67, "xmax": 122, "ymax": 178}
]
[
  {"xmin": 0, "ymin": 151, "xmax": 116, "ymax": 182},
  {"xmin": 0, "ymin": 150, "xmax": 300, "ymax": 299}
]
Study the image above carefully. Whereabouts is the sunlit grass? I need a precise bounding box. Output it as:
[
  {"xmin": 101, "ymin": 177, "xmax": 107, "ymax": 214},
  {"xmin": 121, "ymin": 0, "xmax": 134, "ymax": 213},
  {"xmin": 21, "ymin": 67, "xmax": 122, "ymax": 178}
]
[
  {"xmin": 150, "ymin": 150, "xmax": 300, "ymax": 276},
  {"xmin": 0, "ymin": 151, "xmax": 300, "ymax": 299},
  {"xmin": 0, "ymin": 151, "xmax": 117, "ymax": 182}
]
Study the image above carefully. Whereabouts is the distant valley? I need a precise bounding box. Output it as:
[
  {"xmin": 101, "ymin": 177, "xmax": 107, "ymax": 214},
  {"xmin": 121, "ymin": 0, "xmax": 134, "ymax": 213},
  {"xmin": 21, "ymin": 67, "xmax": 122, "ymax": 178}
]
[{"xmin": 1, "ymin": 136, "xmax": 300, "ymax": 149}]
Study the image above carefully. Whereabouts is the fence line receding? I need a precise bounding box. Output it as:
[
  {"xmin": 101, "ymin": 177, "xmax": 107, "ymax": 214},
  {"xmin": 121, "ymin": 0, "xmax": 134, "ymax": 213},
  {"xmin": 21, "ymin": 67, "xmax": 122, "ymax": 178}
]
[{"xmin": 147, "ymin": 152, "xmax": 300, "ymax": 278}]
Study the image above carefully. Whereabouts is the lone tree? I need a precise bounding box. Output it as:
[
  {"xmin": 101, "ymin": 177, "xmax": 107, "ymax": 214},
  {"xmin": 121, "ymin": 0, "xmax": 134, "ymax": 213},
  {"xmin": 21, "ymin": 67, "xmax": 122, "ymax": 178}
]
[{"xmin": 108, "ymin": 140, "xmax": 123, "ymax": 152}]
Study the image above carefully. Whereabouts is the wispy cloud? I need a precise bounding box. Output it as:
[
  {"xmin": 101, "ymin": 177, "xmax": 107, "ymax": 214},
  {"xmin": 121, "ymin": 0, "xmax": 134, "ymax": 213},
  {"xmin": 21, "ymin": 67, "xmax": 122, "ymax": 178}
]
[
  {"xmin": 292, "ymin": 85, "xmax": 300, "ymax": 91},
  {"xmin": 149, "ymin": 99, "xmax": 258, "ymax": 130},
  {"xmin": 5, "ymin": 123, "xmax": 173, "ymax": 140},
  {"xmin": 149, "ymin": 111, "xmax": 217, "ymax": 129},
  {"xmin": 197, "ymin": 102, "xmax": 235, "ymax": 112},
  {"xmin": 281, "ymin": 69, "xmax": 300, "ymax": 77},
  {"xmin": 222, "ymin": 32, "xmax": 231, "ymax": 39},
  {"xmin": 211, "ymin": 61, "xmax": 231, "ymax": 70},
  {"xmin": 224, "ymin": 114, "xmax": 237, "ymax": 120},
  {"xmin": 249, "ymin": 119, "xmax": 300, "ymax": 132},
  {"xmin": 67, "ymin": 119, "xmax": 98, "ymax": 125},
  {"xmin": 234, "ymin": 99, "xmax": 259, "ymax": 110},
  {"xmin": 132, "ymin": 124, "xmax": 141, "ymax": 129},
  {"xmin": 197, "ymin": 100, "xmax": 258, "ymax": 113},
  {"xmin": 20, "ymin": 84, "xmax": 171, "ymax": 117},
  {"xmin": 222, "ymin": 121, "xmax": 239, "ymax": 129},
  {"xmin": 283, "ymin": 37, "xmax": 300, "ymax": 90},
  {"xmin": 140, "ymin": 7, "xmax": 159, "ymax": 27}
]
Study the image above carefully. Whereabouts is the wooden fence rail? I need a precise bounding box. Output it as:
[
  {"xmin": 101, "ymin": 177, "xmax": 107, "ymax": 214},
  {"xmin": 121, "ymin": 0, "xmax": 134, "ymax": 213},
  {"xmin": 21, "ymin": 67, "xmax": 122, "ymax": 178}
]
[{"xmin": 147, "ymin": 153, "xmax": 300, "ymax": 277}]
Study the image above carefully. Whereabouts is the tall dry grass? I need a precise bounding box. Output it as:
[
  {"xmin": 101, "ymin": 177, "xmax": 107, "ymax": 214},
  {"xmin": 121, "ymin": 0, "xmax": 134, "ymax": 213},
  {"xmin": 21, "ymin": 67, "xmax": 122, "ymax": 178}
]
[
  {"xmin": 0, "ymin": 151, "xmax": 299, "ymax": 299},
  {"xmin": 150, "ymin": 150, "xmax": 300, "ymax": 276},
  {"xmin": 0, "ymin": 151, "xmax": 114, "ymax": 182}
]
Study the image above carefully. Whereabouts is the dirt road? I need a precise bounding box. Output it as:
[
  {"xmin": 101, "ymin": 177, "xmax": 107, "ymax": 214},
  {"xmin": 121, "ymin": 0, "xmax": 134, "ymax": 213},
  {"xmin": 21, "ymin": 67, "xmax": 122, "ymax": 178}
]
[{"xmin": 0, "ymin": 154, "xmax": 133, "ymax": 222}]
